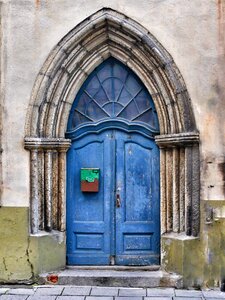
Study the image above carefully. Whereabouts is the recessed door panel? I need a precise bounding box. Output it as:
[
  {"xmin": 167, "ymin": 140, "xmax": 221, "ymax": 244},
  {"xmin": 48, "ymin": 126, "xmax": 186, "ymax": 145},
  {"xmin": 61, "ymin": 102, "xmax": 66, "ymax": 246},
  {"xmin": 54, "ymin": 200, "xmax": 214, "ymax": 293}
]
[
  {"xmin": 115, "ymin": 131, "xmax": 160, "ymax": 265},
  {"xmin": 124, "ymin": 141, "xmax": 153, "ymax": 222},
  {"xmin": 74, "ymin": 143, "xmax": 104, "ymax": 221},
  {"xmin": 66, "ymin": 132, "xmax": 113, "ymax": 265}
]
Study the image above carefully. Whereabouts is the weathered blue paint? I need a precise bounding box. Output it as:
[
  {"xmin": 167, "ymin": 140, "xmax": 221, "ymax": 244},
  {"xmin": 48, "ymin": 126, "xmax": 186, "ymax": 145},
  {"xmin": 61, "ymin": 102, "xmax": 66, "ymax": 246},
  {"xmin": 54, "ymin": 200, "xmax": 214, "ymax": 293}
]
[
  {"xmin": 115, "ymin": 131, "xmax": 160, "ymax": 265},
  {"xmin": 66, "ymin": 58, "xmax": 160, "ymax": 265},
  {"xmin": 66, "ymin": 130, "xmax": 159, "ymax": 265},
  {"xmin": 67, "ymin": 132, "xmax": 113, "ymax": 264}
]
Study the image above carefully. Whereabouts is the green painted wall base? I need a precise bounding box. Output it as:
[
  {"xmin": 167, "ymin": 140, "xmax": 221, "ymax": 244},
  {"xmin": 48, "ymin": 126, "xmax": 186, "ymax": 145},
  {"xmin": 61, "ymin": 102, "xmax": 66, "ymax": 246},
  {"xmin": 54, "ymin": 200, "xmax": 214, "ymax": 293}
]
[
  {"xmin": 1, "ymin": 202, "xmax": 225, "ymax": 287},
  {"xmin": 161, "ymin": 200, "xmax": 225, "ymax": 288},
  {"xmin": 29, "ymin": 231, "xmax": 66, "ymax": 279},
  {"xmin": 0, "ymin": 207, "xmax": 33, "ymax": 283},
  {"xmin": 161, "ymin": 234, "xmax": 204, "ymax": 288},
  {"xmin": 0, "ymin": 207, "xmax": 66, "ymax": 283}
]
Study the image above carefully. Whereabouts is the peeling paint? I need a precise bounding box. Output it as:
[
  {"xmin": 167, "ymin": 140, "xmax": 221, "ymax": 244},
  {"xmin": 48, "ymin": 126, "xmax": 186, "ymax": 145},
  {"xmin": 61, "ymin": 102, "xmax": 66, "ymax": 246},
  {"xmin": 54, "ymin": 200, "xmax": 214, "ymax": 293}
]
[{"xmin": 202, "ymin": 156, "xmax": 225, "ymax": 200}]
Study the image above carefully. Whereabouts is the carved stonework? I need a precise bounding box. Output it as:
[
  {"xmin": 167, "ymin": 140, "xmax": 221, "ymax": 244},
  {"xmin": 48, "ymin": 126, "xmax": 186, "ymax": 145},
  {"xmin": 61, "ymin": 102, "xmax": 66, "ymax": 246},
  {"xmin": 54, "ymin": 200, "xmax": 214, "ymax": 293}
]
[
  {"xmin": 24, "ymin": 9, "xmax": 200, "ymax": 237},
  {"xmin": 155, "ymin": 132, "xmax": 200, "ymax": 236},
  {"xmin": 24, "ymin": 138, "xmax": 71, "ymax": 234}
]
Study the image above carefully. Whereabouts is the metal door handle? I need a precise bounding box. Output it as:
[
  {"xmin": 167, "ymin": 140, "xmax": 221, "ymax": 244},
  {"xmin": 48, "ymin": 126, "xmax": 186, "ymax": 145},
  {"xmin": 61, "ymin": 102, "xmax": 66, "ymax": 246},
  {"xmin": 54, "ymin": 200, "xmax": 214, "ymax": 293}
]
[{"xmin": 116, "ymin": 193, "xmax": 121, "ymax": 208}]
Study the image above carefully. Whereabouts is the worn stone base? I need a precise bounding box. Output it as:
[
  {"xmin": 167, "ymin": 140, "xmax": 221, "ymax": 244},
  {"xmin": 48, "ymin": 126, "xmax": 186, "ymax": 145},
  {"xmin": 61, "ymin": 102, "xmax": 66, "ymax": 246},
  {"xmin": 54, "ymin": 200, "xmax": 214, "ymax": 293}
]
[
  {"xmin": 0, "ymin": 207, "xmax": 66, "ymax": 284},
  {"xmin": 161, "ymin": 233, "xmax": 203, "ymax": 288},
  {"xmin": 39, "ymin": 268, "xmax": 183, "ymax": 288},
  {"xmin": 161, "ymin": 201, "xmax": 225, "ymax": 288},
  {"xmin": 29, "ymin": 231, "xmax": 66, "ymax": 277}
]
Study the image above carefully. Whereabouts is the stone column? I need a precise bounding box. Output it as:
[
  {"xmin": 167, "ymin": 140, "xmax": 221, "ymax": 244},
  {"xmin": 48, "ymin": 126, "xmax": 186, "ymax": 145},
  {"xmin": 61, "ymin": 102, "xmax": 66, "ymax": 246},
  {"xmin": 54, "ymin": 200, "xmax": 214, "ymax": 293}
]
[
  {"xmin": 155, "ymin": 132, "xmax": 200, "ymax": 236},
  {"xmin": 191, "ymin": 144, "xmax": 200, "ymax": 237},
  {"xmin": 25, "ymin": 137, "xmax": 71, "ymax": 234},
  {"xmin": 45, "ymin": 150, "xmax": 53, "ymax": 231},
  {"xmin": 184, "ymin": 146, "xmax": 193, "ymax": 235},
  {"xmin": 172, "ymin": 147, "xmax": 180, "ymax": 233},
  {"xmin": 38, "ymin": 150, "xmax": 45, "ymax": 230},
  {"xmin": 166, "ymin": 148, "xmax": 173, "ymax": 232},
  {"xmin": 58, "ymin": 149, "xmax": 67, "ymax": 231},
  {"xmin": 30, "ymin": 149, "xmax": 39, "ymax": 234},
  {"xmin": 179, "ymin": 147, "xmax": 185, "ymax": 232},
  {"xmin": 52, "ymin": 151, "xmax": 59, "ymax": 230},
  {"xmin": 160, "ymin": 148, "xmax": 167, "ymax": 234}
]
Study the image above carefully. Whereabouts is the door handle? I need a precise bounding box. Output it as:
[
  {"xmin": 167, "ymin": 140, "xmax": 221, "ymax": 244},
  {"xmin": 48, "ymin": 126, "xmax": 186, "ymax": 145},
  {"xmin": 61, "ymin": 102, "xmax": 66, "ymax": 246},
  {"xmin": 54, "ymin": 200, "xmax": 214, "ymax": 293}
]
[{"xmin": 116, "ymin": 193, "xmax": 121, "ymax": 208}]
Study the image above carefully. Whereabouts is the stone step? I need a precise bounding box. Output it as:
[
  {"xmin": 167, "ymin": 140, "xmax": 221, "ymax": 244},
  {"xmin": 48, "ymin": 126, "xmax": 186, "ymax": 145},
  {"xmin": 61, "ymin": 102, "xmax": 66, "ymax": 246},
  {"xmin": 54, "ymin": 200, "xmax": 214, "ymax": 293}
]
[
  {"xmin": 68, "ymin": 265, "xmax": 161, "ymax": 271},
  {"xmin": 39, "ymin": 267, "xmax": 183, "ymax": 288}
]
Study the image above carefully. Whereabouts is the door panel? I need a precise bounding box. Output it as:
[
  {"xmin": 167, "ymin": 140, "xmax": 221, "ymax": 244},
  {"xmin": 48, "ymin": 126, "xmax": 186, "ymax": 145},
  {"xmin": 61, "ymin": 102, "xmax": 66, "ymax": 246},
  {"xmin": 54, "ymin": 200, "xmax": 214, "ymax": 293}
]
[
  {"xmin": 115, "ymin": 131, "xmax": 160, "ymax": 265},
  {"xmin": 124, "ymin": 142, "xmax": 152, "ymax": 222},
  {"xmin": 66, "ymin": 132, "xmax": 114, "ymax": 265}
]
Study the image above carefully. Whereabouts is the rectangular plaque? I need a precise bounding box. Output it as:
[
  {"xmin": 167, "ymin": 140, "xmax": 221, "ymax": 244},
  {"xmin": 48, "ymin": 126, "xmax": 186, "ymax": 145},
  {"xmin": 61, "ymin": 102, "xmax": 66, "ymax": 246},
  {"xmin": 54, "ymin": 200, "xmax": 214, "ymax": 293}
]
[{"xmin": 80, "ymin": 168, "xmax": 100, "ymax": 192}]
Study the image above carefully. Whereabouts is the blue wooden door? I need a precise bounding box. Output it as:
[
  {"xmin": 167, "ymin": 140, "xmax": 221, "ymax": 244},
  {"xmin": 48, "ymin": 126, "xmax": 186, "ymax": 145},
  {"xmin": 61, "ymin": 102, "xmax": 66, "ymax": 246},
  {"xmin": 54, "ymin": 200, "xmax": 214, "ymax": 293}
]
[
  {"xmin": 66, "ymin": 131, "xmax": 114, "ymax": 265},
  {"xmin": 115, "ymin": 131, "xmax": 160, "ymax": 265},
  {"xmin": 66, "ymin": 58, "xmax": 160, "ymax": 265},
  {"xmin": 66, "ymin": 129, "xmax": 160, "ymax": 265}
]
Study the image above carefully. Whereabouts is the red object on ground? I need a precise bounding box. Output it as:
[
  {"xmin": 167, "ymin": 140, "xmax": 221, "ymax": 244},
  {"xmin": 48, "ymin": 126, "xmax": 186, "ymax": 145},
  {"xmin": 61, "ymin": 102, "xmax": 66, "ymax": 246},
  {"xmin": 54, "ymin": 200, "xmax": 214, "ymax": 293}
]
[{"xmin": 47, "ymin": 274, "xmax": 58, "ymax": 284}]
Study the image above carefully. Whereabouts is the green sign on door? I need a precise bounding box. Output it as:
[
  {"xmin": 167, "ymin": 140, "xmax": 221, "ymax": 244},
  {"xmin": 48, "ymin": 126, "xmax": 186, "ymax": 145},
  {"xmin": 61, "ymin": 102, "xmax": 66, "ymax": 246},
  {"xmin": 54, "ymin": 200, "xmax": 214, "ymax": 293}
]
[{"xmin": 80, "ymin": 168, "xmax": 100, "ymax": 192}]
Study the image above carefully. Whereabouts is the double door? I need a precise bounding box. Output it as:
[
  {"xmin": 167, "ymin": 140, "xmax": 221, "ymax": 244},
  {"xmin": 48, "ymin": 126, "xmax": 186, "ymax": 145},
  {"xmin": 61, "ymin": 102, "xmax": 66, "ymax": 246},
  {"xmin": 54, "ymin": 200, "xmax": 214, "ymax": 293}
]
[{"xmin": 66, "ymin": 129, "xmax": 160, "ymax": 265}]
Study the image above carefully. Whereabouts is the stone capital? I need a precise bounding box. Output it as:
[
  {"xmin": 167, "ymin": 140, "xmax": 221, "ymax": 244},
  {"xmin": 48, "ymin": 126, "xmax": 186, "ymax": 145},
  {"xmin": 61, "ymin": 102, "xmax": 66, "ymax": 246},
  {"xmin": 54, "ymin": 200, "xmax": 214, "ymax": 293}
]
[
  {"xmin": 24, "ymin": 137, "xmax": 71, "ymax": 151},
  {"xmin": 155, "ymin": 132, "xmax": 199, "ymax": 148}
]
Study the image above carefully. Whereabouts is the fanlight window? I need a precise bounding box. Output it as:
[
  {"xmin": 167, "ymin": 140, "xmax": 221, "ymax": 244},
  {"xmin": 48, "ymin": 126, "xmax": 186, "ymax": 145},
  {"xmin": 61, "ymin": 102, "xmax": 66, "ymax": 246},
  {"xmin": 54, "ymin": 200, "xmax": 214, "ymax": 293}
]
[{"xmin": 67, "ymin": 58, "xmax": 159, "ymax": 132}]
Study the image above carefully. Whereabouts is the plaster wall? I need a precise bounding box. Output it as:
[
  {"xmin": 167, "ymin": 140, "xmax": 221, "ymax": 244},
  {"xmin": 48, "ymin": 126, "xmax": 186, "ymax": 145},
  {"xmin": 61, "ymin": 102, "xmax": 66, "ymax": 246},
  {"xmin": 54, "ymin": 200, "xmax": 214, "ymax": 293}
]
[
  {"xmin": 0, "ymin": 0, "xmax": 224, "ymax": 207},
  {"xmin": 0, "ymin": 0, "xmax": 224, "ymax": 287}
]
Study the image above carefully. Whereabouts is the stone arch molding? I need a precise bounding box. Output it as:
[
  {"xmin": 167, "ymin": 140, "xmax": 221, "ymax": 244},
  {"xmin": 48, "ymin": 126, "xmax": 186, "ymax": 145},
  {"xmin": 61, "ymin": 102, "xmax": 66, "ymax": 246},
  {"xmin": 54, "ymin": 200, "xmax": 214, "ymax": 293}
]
[{"xmin": 24, "ymin": 8, "xmax": 200, "ymax": 238}]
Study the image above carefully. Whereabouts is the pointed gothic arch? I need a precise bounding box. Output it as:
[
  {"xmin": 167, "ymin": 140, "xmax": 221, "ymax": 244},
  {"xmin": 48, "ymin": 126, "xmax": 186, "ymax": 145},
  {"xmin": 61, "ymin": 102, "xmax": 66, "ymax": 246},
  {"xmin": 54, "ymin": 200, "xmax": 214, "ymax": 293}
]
[{"xmin": 24, "ymin": 8, "xmax": 200, "ymax": 238}]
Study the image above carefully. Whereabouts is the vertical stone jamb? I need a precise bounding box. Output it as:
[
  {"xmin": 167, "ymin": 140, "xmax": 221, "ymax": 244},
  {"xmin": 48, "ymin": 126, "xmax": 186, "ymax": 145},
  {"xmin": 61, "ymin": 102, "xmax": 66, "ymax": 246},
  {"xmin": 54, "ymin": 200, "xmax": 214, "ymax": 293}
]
[
  {"xmin": 58, "ymin": 149, "xmax": 67, "ymax": 231},
  {"xmin": 172, "ymin": 147, "xmax": 180, "ymax": 232},
  {"xmin": 52, "ymin": 151, "xmax": 59, "ymax": 229},
  {"xmin": 30, "ymin": 149, "xmax": 39, "ymax": 234},
  {"xmin": 191, "ymin": 144, "xmax": 200, "ymax": 237},
  {"xmin": 166, "ymin": 148, "xmax": 173, "ymax": 232},
  {"xmin": 179, "ymin": 147, "xmax": 185, "ymax": 232},
  {"xmin": 160, "ymin": 148, "xmax": 167, "ymax": 234},
  {"xmin": 45, "ymin": 150, "xmax": 53, "ymax": 231},
  {"xmin": 185, "ymin": 146, "xmax": 193, "ymax": 236},
  {"xmin": 38, "ymin": 150, "xmax": 45, "ymax": 230}
]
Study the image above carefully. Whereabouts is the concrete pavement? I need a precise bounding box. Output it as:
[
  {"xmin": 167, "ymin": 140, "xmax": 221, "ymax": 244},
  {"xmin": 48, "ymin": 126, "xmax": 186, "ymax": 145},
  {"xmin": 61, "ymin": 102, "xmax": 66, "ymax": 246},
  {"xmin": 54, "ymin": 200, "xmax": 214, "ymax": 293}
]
[{"xmin": 0, "ymin": 286, "xmax": 225, "ymax": 299}]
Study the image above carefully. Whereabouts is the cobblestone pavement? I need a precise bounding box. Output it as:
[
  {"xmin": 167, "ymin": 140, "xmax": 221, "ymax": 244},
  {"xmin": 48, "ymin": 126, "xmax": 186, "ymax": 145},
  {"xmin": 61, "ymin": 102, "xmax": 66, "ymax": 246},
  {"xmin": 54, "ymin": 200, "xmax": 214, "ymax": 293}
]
[{"xmin": 0, "ymin": 286, "xmax": 225, "ymax": 300}]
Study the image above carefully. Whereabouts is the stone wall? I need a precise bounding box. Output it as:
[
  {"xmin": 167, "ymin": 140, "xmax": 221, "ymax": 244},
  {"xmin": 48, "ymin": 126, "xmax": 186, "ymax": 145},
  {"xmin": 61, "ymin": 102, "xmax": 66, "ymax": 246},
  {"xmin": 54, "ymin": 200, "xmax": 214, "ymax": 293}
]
[{"xmin": 0, "ymin": 0, "xmax": 224, "ymax": 287}]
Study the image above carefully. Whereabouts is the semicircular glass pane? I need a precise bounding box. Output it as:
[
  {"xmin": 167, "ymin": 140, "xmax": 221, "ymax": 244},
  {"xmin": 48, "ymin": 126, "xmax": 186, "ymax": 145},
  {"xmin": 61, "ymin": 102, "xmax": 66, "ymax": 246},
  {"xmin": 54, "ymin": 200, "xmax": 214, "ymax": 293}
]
[{"xmin": 67, "ymin": 58, "xmax": 159, "ymax": 133}]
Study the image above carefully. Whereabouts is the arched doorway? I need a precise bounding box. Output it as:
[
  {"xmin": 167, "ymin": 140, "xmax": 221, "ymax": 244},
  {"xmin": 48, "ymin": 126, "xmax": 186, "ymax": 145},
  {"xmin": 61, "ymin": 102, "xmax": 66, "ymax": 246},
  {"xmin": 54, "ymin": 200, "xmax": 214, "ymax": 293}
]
[
  {"xmin": 66, "ymin": 58, "xmax": 160, "ymax": 265},
  {"xmin": 24, "ymin": 8, "xmax": 200, "ymax": 273}
]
